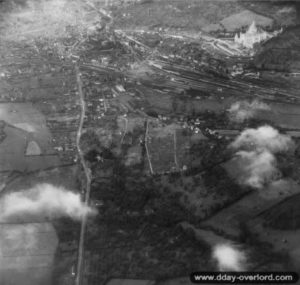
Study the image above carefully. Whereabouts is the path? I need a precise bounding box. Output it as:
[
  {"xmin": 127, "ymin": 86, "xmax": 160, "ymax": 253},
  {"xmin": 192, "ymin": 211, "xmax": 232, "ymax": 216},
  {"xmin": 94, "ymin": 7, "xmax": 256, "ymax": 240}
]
[{"xmin": 75, "ymin": 65, "xmax": 92, "ymax": 285}]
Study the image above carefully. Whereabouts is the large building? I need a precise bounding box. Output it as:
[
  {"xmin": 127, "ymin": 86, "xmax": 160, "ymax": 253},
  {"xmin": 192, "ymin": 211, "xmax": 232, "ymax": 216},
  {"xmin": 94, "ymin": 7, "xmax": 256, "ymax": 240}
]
[{"xmin": 234, "ymin": 21, "xmax": 282, "ymax": 49}]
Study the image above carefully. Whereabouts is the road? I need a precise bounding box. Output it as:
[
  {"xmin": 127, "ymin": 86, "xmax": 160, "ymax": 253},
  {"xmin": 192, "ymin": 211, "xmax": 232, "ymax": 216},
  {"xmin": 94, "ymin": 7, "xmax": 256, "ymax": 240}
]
[
  {"xmin": 75, "ymin": 65, "xmax": 92, "ymax": 285},
  {"xmin": 120, "ymin": 116, "xmax": 128, "ymax": 145},
  {"xmin": 145, "ymin": 120, "xmax": 154, "ymax": 175},
  {"xmin": 74, "ymin": 4, "xmax": 114, "ymax": 283}
]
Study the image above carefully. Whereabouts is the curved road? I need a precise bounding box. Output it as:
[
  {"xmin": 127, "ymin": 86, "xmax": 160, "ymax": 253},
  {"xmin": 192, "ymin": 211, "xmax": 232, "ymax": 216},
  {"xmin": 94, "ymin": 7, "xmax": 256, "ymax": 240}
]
[{"xmin": 75, "ymin": 65, "xmax": 92, "ymax": 285}]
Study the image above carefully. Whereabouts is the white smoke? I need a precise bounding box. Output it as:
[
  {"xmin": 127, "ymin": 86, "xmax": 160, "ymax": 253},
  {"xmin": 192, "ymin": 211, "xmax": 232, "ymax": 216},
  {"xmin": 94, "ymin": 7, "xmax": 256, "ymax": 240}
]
[
  {"xmin": 230, "ymin": 126, "xmax": 293, "ymax": 153},
  {"xmin": 234, "ymin": 150, "xmax": 280, "ymax": 188},
  {"xmin": 213, "ymin": 243, "xmax": 247, "ymax": 271},
  {"xmin": 0, "ymin": 183, "xmax": 95, "ymax": 222},
  {"xmin": 229, "ymin": 126, "xmax": 293, "ymax": 188},
  {"xmin": 228, "ymin": 100, "xmax": 270, "ymax": 123},
  {"xmin": 0, "ymin": 184, "xmax": 95, "ymax": 276},
  {"xmin": 2, "ymin": 0, "xmax": 99, "ymax": 41}
]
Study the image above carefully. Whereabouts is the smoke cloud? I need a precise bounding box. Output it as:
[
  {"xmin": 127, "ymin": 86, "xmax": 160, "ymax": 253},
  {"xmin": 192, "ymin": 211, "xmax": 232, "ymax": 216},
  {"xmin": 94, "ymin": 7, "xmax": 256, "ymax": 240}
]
[
  {"xmin": 0, "ymin": 184, "xmax": 95, "ymax": 279},
  {"xmin": 1, "ymin": 0, "xmax": 100, "ymax": 41},
  {"xmin": 234, "ymin": 150, "xmax": 280, "ymax": 188},
  {"xmin": 0, "ymin": 183, "xmax": 95, "ymax": 222},
  {"xmin": 229, "ymin": 126, "xmax": 293, "ymax": 188},
  {"xmin": 228, "ymin": 100, "xmax": 270, "ymax": 123},
  {"xmin": 213, "ymin": 243, "xmax": 247, "ymax": 271},
  {"xmin": 230, "ymin": 125, "xmax": 293, "ymax": 152}
]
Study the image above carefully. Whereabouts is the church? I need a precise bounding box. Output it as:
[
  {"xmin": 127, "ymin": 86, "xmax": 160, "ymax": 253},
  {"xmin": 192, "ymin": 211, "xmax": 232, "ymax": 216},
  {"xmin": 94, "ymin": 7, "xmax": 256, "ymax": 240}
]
[{"xmin": 234, "ymin": 21, "xmax": 282, "ymax": 49}]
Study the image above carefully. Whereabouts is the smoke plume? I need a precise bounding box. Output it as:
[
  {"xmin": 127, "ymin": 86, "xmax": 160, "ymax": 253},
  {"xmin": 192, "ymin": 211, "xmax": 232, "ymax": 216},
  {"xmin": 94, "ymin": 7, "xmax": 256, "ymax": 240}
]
[
  {"xmin": 0, "ymin": 183, "xmax": 95, "ymax": 222},
  {"xmin": 1, "ymin": 0, "xmax": 99, "ymax": 41},
  {"xmin": 0, "ymin": 184, "xmax": 95, "ymax": 279},
  {"xmin": 229, "ymin": 126, "xmax": 293, "ymax": 188},
  {"xmin": 230, "ymin": 125, "xmax": 293, "ymax": 152},
  {"xmin": 213, "ymin": 243, "xmax": 247, "ymax": 271},
  {"xmin": 234, "ymin": 150, "xmax": 280, "ymax": 188},
  {"xmin": 228, "ymin": 100, "xmax": 270, "ymax": 123}
]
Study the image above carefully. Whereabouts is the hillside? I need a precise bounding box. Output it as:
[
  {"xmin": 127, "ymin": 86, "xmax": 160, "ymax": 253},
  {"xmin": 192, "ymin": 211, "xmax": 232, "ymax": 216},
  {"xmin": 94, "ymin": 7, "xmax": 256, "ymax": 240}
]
[{"xmin": 254, "ymin": 26, "xmax": 300, "ymax": 72}]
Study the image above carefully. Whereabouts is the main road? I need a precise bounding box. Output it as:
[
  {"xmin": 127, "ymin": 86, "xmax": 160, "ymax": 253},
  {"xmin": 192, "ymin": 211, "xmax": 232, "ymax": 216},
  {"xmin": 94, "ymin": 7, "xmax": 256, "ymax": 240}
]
[
  {"xmin": 75, "ymin": 65, "xmax": 92, "ymax": 285},
  {"xmin": 74, "ymin": 3, "xmax": 114, "ymax": 283}
]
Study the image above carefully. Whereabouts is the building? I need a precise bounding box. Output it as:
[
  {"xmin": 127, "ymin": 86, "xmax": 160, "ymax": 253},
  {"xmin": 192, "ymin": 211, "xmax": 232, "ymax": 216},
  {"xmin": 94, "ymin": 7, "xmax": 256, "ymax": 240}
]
[{"xmin": 234, "ymin": 21, "xmax": 282, "ymax": 49}]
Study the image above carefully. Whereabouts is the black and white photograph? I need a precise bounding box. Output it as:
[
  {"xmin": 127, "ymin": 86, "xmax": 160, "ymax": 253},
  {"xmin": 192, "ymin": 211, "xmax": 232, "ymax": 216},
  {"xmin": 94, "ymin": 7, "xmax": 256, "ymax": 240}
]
[{"xmin": 0, "ymin": 0, "xmax": 300, "ymax": 284}]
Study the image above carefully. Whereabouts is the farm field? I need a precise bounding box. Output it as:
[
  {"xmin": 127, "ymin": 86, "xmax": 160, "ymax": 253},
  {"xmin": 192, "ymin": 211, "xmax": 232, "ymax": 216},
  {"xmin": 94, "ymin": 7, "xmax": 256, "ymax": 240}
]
[{"xmin": 0, "ymin": 103, "xmax": 54, "ymax": 153}]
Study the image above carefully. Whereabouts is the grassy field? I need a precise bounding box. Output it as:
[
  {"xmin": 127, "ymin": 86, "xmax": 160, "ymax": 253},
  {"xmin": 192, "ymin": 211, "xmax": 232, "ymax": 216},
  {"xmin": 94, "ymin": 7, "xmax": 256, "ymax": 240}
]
[
  {"xmin": 0, "ymin": 222, "xmax": 58, "ymax": 285},
  {"xmin": 202, "ymin": 179, "xmax": 300, "ymax": 237},
  {"xmin": 112, "ymin": 0, "xmax": 298, "ymax": 33},
  {"xmin": 255, "ymin": 102, "xmax": 300, "ymax": 130},
  {"xmin": 220, "ymin": 10, "xmax": 273, "ymax": 31},
  {"xmin": 113, "ymin": 0, "xmax": 243, "ymax": 32},
  {"xmin": 248, "ymin": 192, "xmax": 300, "ymax": 272},
  {"xmin": 0, "ymin": 103, "xmax": 54, "ymax": 154},
  {"xmin": 0, "ymin": 124, "xmax": 60, "ymax": 172}
]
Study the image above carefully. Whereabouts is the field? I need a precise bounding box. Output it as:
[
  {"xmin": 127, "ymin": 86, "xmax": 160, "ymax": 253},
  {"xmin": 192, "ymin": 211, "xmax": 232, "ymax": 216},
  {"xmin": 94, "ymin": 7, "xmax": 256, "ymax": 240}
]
[
  {"xmin": 146, "ymin": 122, "xmax": 210, "ymax": 173},
  {"xmin": 0, "ymin": 222, "xmax": 58, "ymax": 285},
  {"xmin": 0, "ymin": 125, "xmax": 27, "ymax": 172},
  {"xmin": 248, "ymin": 193, "xmax": 300, "ymax": 272},
  {"xmin": 0, "ymin": 103, "xmax": 54, "ymax": 154},
  {"xmin": 113, "ymin": 0, "xmax": 243, "ymax": 32},
  {"xmin": 0, "ymin": 124, "xmax": 60, "ymax": 172},
  {"xmin": 112, "ymin": 0, "xmax": 297, "ymax": 34},
  {"xmin": 220, "ymin": 10, "xmax": 273, "ymax": 31},
  {"xmin": 256, "ymin": 102, "xmax": 300, "ymax": 129},
  {"xmin": 3, "ymin": 165, "xmax": 79, "ymax": 193},
  {"xmin": 201, "ymin": 179, "xmax": 300, "ymax": 237}
]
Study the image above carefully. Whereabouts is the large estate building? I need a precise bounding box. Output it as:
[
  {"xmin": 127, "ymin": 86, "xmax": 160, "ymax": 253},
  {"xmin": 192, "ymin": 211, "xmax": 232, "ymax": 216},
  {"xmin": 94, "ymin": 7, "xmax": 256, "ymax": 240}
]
[{"xmin": 234, "ymin": 21, "xmax": 282, "ymax": 49}]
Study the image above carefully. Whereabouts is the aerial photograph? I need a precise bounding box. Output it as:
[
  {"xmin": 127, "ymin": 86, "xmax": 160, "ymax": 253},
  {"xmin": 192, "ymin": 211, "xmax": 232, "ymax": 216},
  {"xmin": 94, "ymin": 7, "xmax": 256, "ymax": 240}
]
[{"xmin": 0, "ymin": 0, "xmax": 299, "ymax": 284}]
